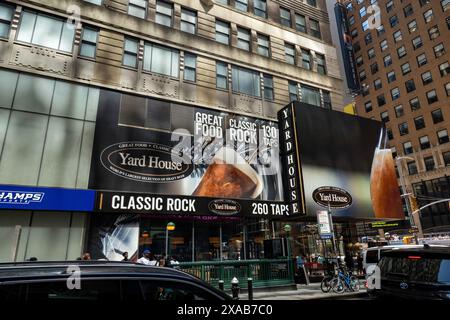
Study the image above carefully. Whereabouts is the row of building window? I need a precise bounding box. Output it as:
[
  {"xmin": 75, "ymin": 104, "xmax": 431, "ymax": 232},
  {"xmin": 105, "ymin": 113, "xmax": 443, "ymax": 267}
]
[
  {"xmin": 406, "ymin": 151, "xmax": 450, "ymax": 175},
  {"xmin": 0, "ymin": 4, "xmax": 331, "ymax": 104},
  {"xmin": 399, "ymin": 129, "xmax": 449, "ymax": 158}
]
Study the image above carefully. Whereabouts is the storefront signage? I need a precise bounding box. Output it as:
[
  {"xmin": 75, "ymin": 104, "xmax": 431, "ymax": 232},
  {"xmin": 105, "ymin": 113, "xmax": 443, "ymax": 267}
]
[
  {"xmin": 369, "ymin": 220, "xmax": 411, "ymax": 230},
  {"xmin": 95, "ymin": 191, "xmax": 290, "ymax": 218},
  {"xmin": 317, "ymin": 210, "xmax": 333, "ymax": 239},
  {"xmin": 100, "ymin": 142, "xmax": 192, "ymax": 183},
  {"xmin": 312, "ymin": 186, "xmax": 353, "ymax": 209},
  {"xmin": 0, "ymin": 185, "xmax": 95, "ymax": 211},
  {"xmin": 278, "ymin": 104, "xmax": 306, "ymax": 215}
]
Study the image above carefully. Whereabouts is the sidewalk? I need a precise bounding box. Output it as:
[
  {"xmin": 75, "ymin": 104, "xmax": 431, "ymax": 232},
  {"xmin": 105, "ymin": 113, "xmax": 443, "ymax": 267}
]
[{"xmin": 240, "ymin": 283, "xmax": 367, "ymax": 300}]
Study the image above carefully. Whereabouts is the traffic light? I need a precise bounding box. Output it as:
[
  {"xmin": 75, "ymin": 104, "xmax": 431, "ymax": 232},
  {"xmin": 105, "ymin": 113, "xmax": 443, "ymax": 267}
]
[{"xmin": 410, "ymin": 196, "xmax": 419, "ymax": 213}]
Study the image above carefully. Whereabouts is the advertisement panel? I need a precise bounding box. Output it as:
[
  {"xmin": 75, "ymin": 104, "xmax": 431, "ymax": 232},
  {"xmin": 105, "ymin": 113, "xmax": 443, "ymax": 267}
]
[
  {"xmin": 317, "ymin": 210, "xmax": 333, "ymax": 239},
  {"xmin": 89, "ymin": 89, "xmax": 287, "ymax": 217},
  {"xmin": 279, "ymin": 102, "xmax": 404, "ymax": 220}
]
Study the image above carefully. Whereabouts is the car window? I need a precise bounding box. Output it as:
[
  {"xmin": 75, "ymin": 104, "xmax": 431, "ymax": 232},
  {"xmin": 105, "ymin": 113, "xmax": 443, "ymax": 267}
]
[
  {"xmin": 365, "ymin": 250, "xmax": 379, "ymax": 264},
  {"xmin": 25, "ymin": 280, "xmax": 121, "ymax": 301},
  {"xmin": 140, "ymin": 280, "xmax": 218, "ymax": 301},
  {"xmin": 437, "ymin": 260, "xmax": 450, "ymax": 284}
]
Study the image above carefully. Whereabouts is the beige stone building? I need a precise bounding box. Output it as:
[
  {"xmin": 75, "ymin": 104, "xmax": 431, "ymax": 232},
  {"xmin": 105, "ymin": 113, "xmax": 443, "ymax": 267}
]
[{"xmin": 0, "ymin": 0, "xmax": 345, "ymax": 262}]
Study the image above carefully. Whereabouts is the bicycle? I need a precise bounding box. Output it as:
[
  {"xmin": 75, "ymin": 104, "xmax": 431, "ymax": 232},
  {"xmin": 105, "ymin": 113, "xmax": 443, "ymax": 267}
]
[
  {"xmin": 320, "ymin": 273, "xmax": 334, "ymax": 293},
  {"xmin": 330, "ymin": 268, "xmax": 360, "ymax": 294}
]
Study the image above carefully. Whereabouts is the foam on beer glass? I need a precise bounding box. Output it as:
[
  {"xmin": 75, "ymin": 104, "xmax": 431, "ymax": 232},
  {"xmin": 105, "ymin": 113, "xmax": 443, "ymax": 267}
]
[{"xmin": 193, "ymin": 147, "xmax": 264, "ymax": 199}]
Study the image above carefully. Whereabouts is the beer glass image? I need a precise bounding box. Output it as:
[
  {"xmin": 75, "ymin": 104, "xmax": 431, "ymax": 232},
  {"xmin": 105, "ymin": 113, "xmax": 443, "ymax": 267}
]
[
  {"xmin": 370, "ymin": 131, "xmax": 404, "ymax": 219},
  {"xmin": 193, "ymin": 147, "xmax": 264, "ymax": 199}
]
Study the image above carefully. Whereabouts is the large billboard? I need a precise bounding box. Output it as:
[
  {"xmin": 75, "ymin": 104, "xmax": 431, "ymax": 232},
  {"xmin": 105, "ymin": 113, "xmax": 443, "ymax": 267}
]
[
  {"xmin": 88, "ymin": 90, "xmax": 290, "ymax": 218},
  {"xmin": 279, "ymin": 102, "xmax": 404, "ymax": 220}
]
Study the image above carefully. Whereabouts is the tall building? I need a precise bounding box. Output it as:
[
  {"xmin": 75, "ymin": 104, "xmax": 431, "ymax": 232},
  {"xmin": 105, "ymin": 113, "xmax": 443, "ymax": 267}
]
[
  {"xmin": 0, "ymin": 0, "xmax": 345, "ymax": 266},
  {"xmin": 342, "ymin": 0, "xmax": 450, "ymax": 232}
]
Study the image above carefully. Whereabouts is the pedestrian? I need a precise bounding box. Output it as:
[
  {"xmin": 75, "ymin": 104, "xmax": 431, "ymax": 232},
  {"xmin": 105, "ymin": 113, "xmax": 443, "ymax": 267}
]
[
  {"xmin": 357, "ymin": 253, "xmax": 364, "ymax": 275},
  {"xmin": 122, "ymin": 252, "xmax": 129, "ymax": 261},
  {"xmin": 82, "ymin": 253, "xmax": 91, "ymax": 260},
  {"xmin": 137, "ymin": 250, "xmax": 159, "ymax": 266}
]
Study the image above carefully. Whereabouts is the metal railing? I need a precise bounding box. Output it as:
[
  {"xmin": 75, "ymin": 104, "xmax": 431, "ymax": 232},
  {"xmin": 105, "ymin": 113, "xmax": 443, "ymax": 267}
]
[{"xmin": 176, "ymin": 258, "xmax": 295, "ymax": 289}]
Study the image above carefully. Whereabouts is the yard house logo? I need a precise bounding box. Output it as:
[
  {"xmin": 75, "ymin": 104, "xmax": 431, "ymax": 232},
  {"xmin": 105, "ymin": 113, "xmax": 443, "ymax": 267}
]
[
  {"xmin": 100, "ymin": 142, "xmax": 193, "ymax": 183},
  {"xmin": 208, "ymin": 199, "xmax": 241, "ymax": 216},
  {"xmin": 0, "ymin": 190, "xmax": 44, "ymax": 205},
  {"xmin": 312, "ymin": 186, "xmax": 353, "ymax": 209}
]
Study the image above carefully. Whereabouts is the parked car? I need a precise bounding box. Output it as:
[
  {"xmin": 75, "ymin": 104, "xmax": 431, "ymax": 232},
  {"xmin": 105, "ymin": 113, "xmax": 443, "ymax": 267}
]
[
  {"xmin": 0, "ymin": 261, "xmax": 231, "ymax": 301},
  {"xmin": 375, "ymin": 246, "xmax": 450, "ymax": 300}
]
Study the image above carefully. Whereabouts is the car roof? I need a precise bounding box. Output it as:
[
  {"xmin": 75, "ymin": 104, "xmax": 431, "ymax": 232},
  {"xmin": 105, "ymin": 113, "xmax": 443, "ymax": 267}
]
[
  {"xmin": 381, "ymin": 246, "xmax": 450, "ymax": 257},
  {"xmin": 365, "ymin": 244, "xmax": 448, "ymax": 251},
  {"xmin": 0, "ymin": 261, "xmax": 200, "ymax": 282}
]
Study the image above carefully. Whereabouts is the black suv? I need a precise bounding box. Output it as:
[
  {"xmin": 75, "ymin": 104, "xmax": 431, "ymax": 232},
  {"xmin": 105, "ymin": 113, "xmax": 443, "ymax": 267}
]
[
  {"xmin": 376, "ymin": 246, "xmax": 450, "ymax": 300},
  {"xmin": 0, "ymin": 261, "xmax": 231, "ymax": 301}
]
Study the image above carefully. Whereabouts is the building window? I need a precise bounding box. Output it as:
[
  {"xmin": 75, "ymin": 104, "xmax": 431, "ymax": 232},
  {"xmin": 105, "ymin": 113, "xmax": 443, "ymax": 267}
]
[
  {"xmin": 443, "ymin": 151, "xmax": 450, "ymax": 166},
  {"xmin": 423, "ymin": 9, "xmax": 433, "ymax": 23},
  {"xmin": 426, "ymin": 90, "xmax": 438, "ymax": 104},
  {"xmin": 386, "ymin": 1, "xmax": 394, "ymax": 13},
  {"xmin": 376, "ymin": 24, "xmax": 385, "ymax": 36},
  {"xmin": 380, "ymin": 40, "xmax": 388, "ymax": 51},
  {"xmin": 391, "ymin": 87, "xmax": 400, "ymax": 100},
  {"xmin": 390, "ymin": 15, "xmax": 399, "ymax": 27},
  {"xmin": 359, "ymin": 70, "xmax": 367, "ymax": 81},
  {"xmin": 365, "ymin": 33, "xmax": 373, "ymax": 45},
  {"xmin": 280, "ymin": 7, "xmax": 291, "ymax": 27},
  {"xmin": 419, "ymin": 136, "xmax": 431, "ymax": 150},
  {"xmin": 412, "ymin": 36, "xmax": 423, "ymax": 50},
  {"xmin": 215, "ymin": 20, "xmax": 230, "ymax": 45},
  {"xmin": 387, "ymin": 71, "xmax": 396, "ymax": 83},
  {"xmin": 371, "ymin": 62, "xmax": 379, "ymax": 74},
  {"xmin": 401, "ymin": 62, "xmax": 411, "ymax": 75},
  {"xmin": 431, "ymin": 109, "xmax": 444, "ymax": 124},
  {"xmin": 446, "ymin": 82, "xmax": 450, "ymax": 96},
  {"xmin": 428, "ymin": 25, "xmax": 440, "ymax": 40},
  {"xmin": 123, "ymin": 37, "xmax": 139, "ymax": 68},
  {"xmin": 424, "ymin": 156, "xmax": 435, "ymax": 171},
  {"xmin": 356, "ymin": 56, "xmax": 363, "ymax": 67},
  {"xmin": 442, "ymin": 0, "xmax": 450, "ymax": 11},
  {"xmin": 377, "ymin": 94, "xmax": 386, "ymax": 107},
  {"xmin": 393, "ymin": 30, "xmax": 402, "ymax": 43},
  {"xmin": 143, "ymin": 42, "xmax": 179, "ymax": 78},
  {"xmin": 285, "ymin": 43, "xmax": 296, "ymax": 65},
  {"xmin": 380, "ymin": 111, "xmax": 389, "ymax": 123},
  {"xmin": 408, "ymin": 20, "xmax": 418, "ymax": 33},
  {"xmin": 368, "ymin": 48, "xmax": 375, "ymax": 59},
  {"xmin": 128, "ymin": 0, "xmax": 147, "ymax": 19},
  {"xmin": 316, "ymin": 54, "xmax": 327, "ymax": 75},
  {"xmin": 360, "ymin": 6, "xmax": 367, "ymax": 18},
  {"xmin": 374, "ymin": 78, "xmax": 382, "ymax": 90},
  {"xmin": 417, "ymin": 53, "xmax": 427, "ymax": 67},
  {"xmin": 235, "ymin": 0, "xmax": 248, "ymax": 12},
  {"xmin": 405, "ymin": 79, "xmax": 416, "ymax": 93},
  {"xmin": 408, "ymin": 161, "xmax": 418, "ymax": 175},
  {"xmin": 351, "ymin": 28, "xmax": 358, "ymax": 39},
  {"xmin": 301, "ymin": 85, "xmax": 321, "ymax": 107},
  {"xmin": 434, "ymin": 43, "xmax": 445, "ymax": 57},
  {"xmin": 323, "ymin": 91, "xmax": 332, "ymax": 110},
  {"xmin": 155, "ymin": 1, "xmax": 173, "ymax": 27},
  {"xmin": 237, "ymin": 27, "xmax": 251, "ymax": 51},
  {"xmin": 79, "ymin": 26, "xmax": 98, "ymax": 58},
  {"xmin": 181, "ymin": 8, "xmax": 197, "ymax": 34},
  {"xmin": 295, "ymin": 14, "xmax": 307, "ymax": 33},
  {"xmin": 410, "ymin": 97, "xmax": 421, "ymax": 111},
  {"xmin": 392, "ymin": 147, "xmax": 397, "ymax": 158},
  {"xmin": 289, "ymin": 81, "xmax": 299, "ymax": 101},
  {"xmin": 404, "ymin": 4, "xmax": 414, "ymax": 17},
  {"xmin": 84, "ymin": 0, "xmax": 102, "ymax": 4},
  {"xmin": 17, "ymin": 11, "xmax": 75, "ymax": 52},
  {"xmin": 420, "ymin": 0, "xmax": 431, "ymax": 7},
  {"xmin": 183, "ymin": 53, "xmax": 196, "ymax": 82},
  {"xmin": 365, "ymin": 101, "xmax": 372, "ymax": 113},
  {"xmin": 421, "ymin": 71, "xmax": 433, "ymax": 85},
  {"xmin": 231, "ymin": 66, "xmax": 261, "ymax": 97},
  {"xmin": 397, "ymin": 46, "xmax": 407, "ymax": 59},
  {"xmin": 439, "ymin": 62, "xmax": 449, "ymax": 76},
  {"xmin": 263, "ymin": 74, "xmax": 274, "ymax": 101},
  {"xmin": 216, "ymin": 61, "xmax": 228, "ymax": 90},
  {"xmin": 414, "ymin": 116, "xmax": 426, "ymax": 130},
  {"xmin": 254, "ymin": 0, "xmax": 267, "ymax": 18},
  {"xmin": 310, "ymin": 19, "xmax": 321, "ymax": 39},
  {"xmin": 257, "ymin": 34, "xmax": 270, "ymax": 57},
  {"xmin": 394, "ymin": 105, "xmax": 404, "ymax": 117},
  {"xmin": 301, "ymin": 49, "xmax": 311, "ymax": 70},
  {"xmin": 403, "ymin": 141, "xmax": 413, "ymax": 155},
  {"xmin": 362, "ymin": 85, "xmax": 370, "ymax": 97},
  {"xmin": 0, "ymin": 3, "xmax": 14, "ymax": 39},
  {"xmin": 307, "ymin": 0, "xmax": 317, "ymax": 7},
  {"xmin": 384, "ymin": 55, "xmax": 392, "ymax": 67},
  {"xmin": 398, "ymin": 122, "xmax": 409, "ymax": 136},
  {"xmin": 387, "ymin": 128, "xmax": 394, "ymax": 140},
  {"xmin": 438, "ymin": 129, "xmax": 450, "ymax": 144}
]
